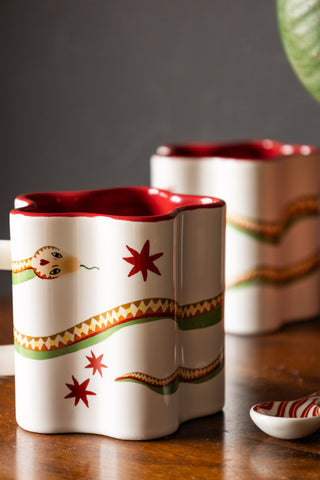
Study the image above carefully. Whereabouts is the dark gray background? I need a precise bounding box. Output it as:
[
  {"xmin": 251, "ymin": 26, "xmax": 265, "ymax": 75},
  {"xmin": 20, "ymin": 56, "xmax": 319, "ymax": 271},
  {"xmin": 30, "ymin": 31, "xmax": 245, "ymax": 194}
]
[{"xmin": 1, "ymin": 0, "xmax": 320, "ymax": 294}]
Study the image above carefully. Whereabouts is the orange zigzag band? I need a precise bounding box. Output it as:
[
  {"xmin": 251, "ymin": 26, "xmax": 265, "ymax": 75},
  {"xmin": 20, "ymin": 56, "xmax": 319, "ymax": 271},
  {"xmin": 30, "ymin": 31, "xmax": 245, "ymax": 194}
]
[
  {"xmin": 14, "ymin": 293, "xmax": 224, "ymax": 354},
  {"xmin": 115, "ymin": 351, "xmax": 224, "ymax": 392},
  {"xmin": 227, "ymin": 195, "xmax": 319, "ymax": 242},
  {"xmin": 227, "ymin": 251, "xmax": 320, "ymax": 289}
]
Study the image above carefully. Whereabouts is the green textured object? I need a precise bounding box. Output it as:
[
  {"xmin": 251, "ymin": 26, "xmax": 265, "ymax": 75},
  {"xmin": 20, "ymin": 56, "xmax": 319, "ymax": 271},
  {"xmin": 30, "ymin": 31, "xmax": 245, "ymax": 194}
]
[
  {"xmin": 12, "ymin": 268, "xmax": 36, "ymax": 285},
  {"xmin": 277, "ymin": 0, "xmax": 320, "ymax": 103}
]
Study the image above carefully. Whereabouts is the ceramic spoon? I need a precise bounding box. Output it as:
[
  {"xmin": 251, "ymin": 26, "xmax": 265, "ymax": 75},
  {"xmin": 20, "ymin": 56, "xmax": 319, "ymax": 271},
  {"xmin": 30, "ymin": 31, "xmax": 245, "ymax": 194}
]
[{"xmin": 250, "ymin": 392, "xmax": 320, "ymax": 439}]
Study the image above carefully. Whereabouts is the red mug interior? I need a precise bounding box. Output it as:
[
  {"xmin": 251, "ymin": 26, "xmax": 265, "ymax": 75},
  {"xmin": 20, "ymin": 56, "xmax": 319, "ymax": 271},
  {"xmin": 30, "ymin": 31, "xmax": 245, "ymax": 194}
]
[
  {"xmin": 11, "ymin": 187, "xmax": 224, "ymax": 220},
  {"xmin": 156, "ymin": 139, "xmax": 316, "ymax": 160}
]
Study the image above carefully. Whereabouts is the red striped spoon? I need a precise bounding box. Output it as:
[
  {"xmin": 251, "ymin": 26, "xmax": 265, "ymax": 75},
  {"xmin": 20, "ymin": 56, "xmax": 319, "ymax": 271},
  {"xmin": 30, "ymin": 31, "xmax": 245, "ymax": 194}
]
[{"xmin": 250, "ymin": 392, "xmax": 320, "ymax": 439}]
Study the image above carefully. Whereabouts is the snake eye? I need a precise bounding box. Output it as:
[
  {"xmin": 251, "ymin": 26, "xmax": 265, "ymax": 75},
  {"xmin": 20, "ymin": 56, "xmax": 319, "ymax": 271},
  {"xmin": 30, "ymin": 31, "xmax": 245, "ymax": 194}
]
[
  {"xmin": 51, "ymin": 252, "xmax": 62, "ymax": 259},
  {"xmin": 50, "ymin": 268, "xmax": 61, "ymax": 276}
]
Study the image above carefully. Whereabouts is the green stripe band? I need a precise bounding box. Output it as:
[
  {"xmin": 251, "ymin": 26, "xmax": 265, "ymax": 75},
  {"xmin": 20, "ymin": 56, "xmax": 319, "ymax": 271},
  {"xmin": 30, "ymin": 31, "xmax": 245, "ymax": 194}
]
[
  {"xmin": 227, "ymin": 211, "xmax": 319, "ymax": 244},
  {"xmin": 228, "ymin": 264, "xmax": 319, "ymax": 290},
  {"xmin": 12, "ymin": 269, "xmax": 36, "ymax": 285},
  {"xmin": 115, "ymin": 362, "xmax": 224, "ymax": 396},
  {"xmin": 15, "ymin": 306, "xmax": 223, "ymax": 360},
  {"xmin": 178, "ymin": 305, "xmax": 222, "ymax": 330},
  {"xmin": 116, "ymin": 377, "xmax": 180, "ymax": 396}
]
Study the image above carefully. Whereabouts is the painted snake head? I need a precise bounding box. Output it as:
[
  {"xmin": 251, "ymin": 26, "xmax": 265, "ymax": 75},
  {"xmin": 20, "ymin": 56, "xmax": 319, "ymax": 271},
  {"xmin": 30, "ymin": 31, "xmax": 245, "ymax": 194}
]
[{"xmin": 31, "ymin": 246, "xmax": 80, "ymax": 279}]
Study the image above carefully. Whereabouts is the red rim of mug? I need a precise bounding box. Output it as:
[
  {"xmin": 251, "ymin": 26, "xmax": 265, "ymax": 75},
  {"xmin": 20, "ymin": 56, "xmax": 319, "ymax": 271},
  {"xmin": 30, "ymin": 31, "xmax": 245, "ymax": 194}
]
[
  {"xmin": 155, "ymin": 139, "xmax": 316, "ymax": 161},
  {"xmin": 11, "ymin": 186, "xmax": 225, "ymax": 221}
]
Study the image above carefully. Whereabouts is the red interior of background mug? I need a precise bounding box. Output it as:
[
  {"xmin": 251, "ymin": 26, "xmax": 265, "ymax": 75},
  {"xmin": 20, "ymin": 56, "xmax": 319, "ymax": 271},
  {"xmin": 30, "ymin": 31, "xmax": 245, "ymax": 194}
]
[{"xmin": 156, "ymin": 139, "xmax": 316, "ymax": 160}]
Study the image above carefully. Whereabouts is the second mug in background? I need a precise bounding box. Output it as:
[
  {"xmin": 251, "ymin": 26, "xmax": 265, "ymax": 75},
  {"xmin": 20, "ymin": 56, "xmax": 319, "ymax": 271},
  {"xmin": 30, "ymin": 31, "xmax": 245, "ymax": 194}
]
[{"xmin": 151, "ymin": 139, "xmax": 320, "ymax": 334}]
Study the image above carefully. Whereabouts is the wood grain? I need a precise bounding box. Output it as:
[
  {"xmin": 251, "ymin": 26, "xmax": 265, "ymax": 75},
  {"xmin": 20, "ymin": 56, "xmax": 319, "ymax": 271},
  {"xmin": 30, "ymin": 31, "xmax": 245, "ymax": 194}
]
[{"xmin": 0, "ymin": 296, "xmax": 319, "ymax": 479}]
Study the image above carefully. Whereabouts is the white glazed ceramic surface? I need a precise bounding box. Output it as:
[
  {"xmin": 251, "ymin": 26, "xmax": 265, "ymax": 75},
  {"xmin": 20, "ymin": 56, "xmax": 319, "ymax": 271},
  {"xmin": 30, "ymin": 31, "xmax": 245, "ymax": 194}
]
[
  {"xmin": 250, "ymin": 392, "xmax": 320, "ymax": 439},
  {"xmin": 151, "ymin": 140, "xmax": 320, "ymax": 334},
  {"xmin": 9, "ymin": 187, "xmax": 225, "ymax": 440}
]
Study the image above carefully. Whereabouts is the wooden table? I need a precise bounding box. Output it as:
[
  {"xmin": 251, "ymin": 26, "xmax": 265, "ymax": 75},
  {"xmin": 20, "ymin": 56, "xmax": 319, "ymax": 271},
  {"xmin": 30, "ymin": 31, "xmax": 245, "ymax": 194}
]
[{"xmin": 0, "ymin": 296, "xmax": 319, "ymax": 479}]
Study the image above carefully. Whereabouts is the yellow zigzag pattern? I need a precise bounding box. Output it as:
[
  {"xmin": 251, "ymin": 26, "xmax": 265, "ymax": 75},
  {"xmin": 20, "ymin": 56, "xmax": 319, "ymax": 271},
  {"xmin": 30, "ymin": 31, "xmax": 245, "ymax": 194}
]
[
  {"xmin": 12, "ymin": 257, "xmax": 32, "ymax": 273},
  {"xmin": 227, "ymin": 195, "xmax": 319, "ymax": 239},
  {"xmin": 116, "ymin": 351, "xmax": 224, "ymax": 387},
  {"xmin": 14, "ymin": 293, "xmax": 224, "ymax": 352},
  {"xmin": 227, "ymin": 251, "xmax": 320, "ymax": 289},
  {"xmin": 178, "ymin": 295, "xmax": 223, "ymax": 318}
]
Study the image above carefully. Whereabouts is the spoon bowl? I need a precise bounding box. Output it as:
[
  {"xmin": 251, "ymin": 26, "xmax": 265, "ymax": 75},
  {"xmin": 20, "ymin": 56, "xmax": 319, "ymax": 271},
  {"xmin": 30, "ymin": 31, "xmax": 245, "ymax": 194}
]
[{"xmin": 250, "ymin": 392, "xmax": 320, "ymax": 439}]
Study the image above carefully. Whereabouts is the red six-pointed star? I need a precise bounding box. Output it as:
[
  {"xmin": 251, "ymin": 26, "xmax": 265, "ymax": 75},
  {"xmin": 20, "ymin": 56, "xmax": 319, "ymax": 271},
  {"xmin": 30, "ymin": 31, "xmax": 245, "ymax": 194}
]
[
  {"xmin": 123, "ymin": 240, "xmax": 163, "ymax": 281},
  {"xmin": 64, "ymin": 376, "xmax": 96, "ymax": 408},
  {"xmin": 85, "ymin": 350, "xmax": 107, "ymax": 377}
]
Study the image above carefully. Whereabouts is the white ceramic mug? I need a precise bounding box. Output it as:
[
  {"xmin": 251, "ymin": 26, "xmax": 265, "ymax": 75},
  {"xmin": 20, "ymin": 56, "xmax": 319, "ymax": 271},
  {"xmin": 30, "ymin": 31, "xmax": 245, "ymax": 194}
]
[
  {"xmin": 0, "ymin": 186, "xmax": 225, "ymax": 440},
  {"xmin": 151, "ymin": 139, "xmax": 320, "ymax": 334}
]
